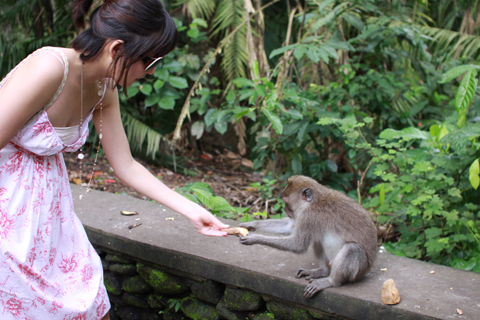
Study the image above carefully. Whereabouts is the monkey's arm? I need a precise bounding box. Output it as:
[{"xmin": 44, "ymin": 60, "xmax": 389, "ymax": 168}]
[
  {"xmin": 239, "ymin": 218, "xmax": 294, "ymax": 234},
  {"xmin": 239, "ymin": 232, "xmax": 311, "ymax": 254}
]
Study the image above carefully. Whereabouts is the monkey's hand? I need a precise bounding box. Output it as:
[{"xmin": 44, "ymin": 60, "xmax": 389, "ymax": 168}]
[
  {"xmin": 238, "ymin": 222, "xmax": 257, "ymax": 231},
  {"xmin": 239, "ymin": 234, "xmax": 261, "ymax": 245}
]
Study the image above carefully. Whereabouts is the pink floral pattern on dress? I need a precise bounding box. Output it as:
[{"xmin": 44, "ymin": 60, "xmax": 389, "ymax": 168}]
[
  {"xmin": 0, "ymin": 48, "xmax": 109, "ymax": 320},
  {"xmin": 0, "ymin": 208, "xmax": 13, "ymax": 241}
]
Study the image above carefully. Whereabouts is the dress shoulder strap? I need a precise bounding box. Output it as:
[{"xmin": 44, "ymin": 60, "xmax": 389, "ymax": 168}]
[
  {"xmin": 33, "ymin": 47, "xmax": 70, "ymax": 111},
  {"xmin": 0, "ymin": 47, "xmax": 70, "ymax": 127},
  {"xmin": 25, "ymin": 47, "xmax": 70, "ymax": 126}
]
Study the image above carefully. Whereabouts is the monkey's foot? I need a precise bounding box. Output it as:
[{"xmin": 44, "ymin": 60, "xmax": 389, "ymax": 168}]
[
  {"xmin": 296, "ymin": 267, "xmax": 329, "ymax": 280},
  {"xmin": 304, "ymin": 278, "xmax": 333, "ymax": 298}
]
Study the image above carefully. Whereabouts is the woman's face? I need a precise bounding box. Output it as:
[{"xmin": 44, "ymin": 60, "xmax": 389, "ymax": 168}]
[
  {"xmin": 113, "ymin": 56, "xmax": 157, "ymax": 88},
  {"xmin": 123, "ymin": 59, "xmax": 156, "ymax": 88}
]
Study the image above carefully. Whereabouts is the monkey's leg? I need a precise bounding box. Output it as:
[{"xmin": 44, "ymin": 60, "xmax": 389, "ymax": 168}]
[
  {"xmin": 304, "ymin": 243, "xmax": 368, "ymax": 298},
  {"xmin": 296, "ymin": 242, "xmax": 330, "ymax": 280},
  {"xmin": 296, "ymin": 266, "xmax": 330, "ymax": 280}
]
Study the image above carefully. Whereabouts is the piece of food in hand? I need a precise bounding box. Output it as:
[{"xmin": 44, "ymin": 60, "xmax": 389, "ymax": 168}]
[{"xmin": 221, "ymin": 227, "xmax": 249, "ymax": 237}]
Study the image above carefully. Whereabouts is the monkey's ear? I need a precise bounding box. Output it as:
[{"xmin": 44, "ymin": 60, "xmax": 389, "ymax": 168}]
[{"xmin": 301, "ymin": 188, "xmax": 313, "ymax": 202}]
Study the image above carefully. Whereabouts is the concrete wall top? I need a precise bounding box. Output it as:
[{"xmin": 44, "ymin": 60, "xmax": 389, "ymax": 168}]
[{"xmin": 71, "ymin": 184, "xmax": 480, "ymax": 320}]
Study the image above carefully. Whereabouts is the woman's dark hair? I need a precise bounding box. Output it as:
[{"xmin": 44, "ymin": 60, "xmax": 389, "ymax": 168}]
[{"xmin": 71, "ymin": 0, "xmax": 177, "ymax": 89}]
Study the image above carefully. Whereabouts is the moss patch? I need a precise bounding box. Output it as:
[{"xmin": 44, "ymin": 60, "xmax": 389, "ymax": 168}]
[
  {"xmin": 136, "ymin": 262, "xmax": 189, "ymax": 294},
  {"xmin": 267, "ymin": 300, "xmax": 314, "ymax": 320},
  {"xmin": 180, "ymin": 297, "xmax": 219, "ymax": 320},
  {"xmin": 224, "ymin": 286, "xmax": 264, "ymax": 311}
]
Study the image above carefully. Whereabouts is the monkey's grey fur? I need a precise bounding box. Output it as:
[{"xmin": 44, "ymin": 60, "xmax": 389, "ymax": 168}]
[{"xmin": 239, "ymin": 175, "xmax": 378, "ymax": 298}]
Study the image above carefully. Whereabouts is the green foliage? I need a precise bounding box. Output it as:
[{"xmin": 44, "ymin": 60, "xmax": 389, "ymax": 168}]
[
  {"xmin": 0, "ymin": 0, "xmax": 75, "ymax": 78},
  {"xmin": 176, "ymin": 182, "xmax": 249, "ymax": 219},
  {"xmin": 248, "ymin": 177, "xmax": 285, "ymax": 219},
  {"xmin": 317, "ymin": 114, "xmax": 480, "ymax": 271},
  {"xmin": 250, "ymin": 178, "xmax": 278, "ymax": 200},
  {"xmin": 9, "ymin": 0, "xmax": 480, "ymax": 272},
  {"xmin": 437, "ymin": 64, "xmax": 480, "ymax": 190},
  {"xmin": 166, "ymin": 297, "xmax": 188, "ymax": 313}
]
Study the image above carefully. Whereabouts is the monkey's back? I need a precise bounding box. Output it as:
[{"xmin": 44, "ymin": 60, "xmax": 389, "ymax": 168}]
[{"xmin": 310, "ymin": 180, "xmax": 378, "ymax": 266}]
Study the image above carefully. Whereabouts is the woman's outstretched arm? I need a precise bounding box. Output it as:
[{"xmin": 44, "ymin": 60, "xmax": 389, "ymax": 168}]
[{"xmin": 94, "ymin": 88, "xmax": 229, "ymax": 236}]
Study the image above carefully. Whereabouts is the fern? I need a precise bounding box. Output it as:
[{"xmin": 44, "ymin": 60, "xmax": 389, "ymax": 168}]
[{"xmin": 121, "ymin": 108, "xmax": 165, "ymax": 159}]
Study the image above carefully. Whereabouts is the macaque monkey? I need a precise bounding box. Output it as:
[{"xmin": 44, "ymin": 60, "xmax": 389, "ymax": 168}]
[{"xmin": 239, "ymin": 175, "xmax": 377, "ymax": 298}]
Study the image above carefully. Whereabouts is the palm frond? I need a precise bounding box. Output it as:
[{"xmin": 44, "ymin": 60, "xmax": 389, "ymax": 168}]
[
  {"xmin": 387, "ymin": 19, "xmax": 480, "ymax": 61},
  {"xmin": 211, "ymin": 0, "xmax": 249, "ymax": 82},
  {"xmin": 436, "ymin": 0, "xmax": 460, "ymax": 30},
  {"xmin": 377, "ymin": 0, "xmax": 433, "ymax": 26},
  {"xmin": 174, "ymin": 0, "xmax": 216, "ymax": 20},
  {"xmin": 419, "ymin": 25, "xmax": 480, "ymax": 60},
  {"xmin": 121, "ymin": 107, "xmax": 165, "ymax": 159}
]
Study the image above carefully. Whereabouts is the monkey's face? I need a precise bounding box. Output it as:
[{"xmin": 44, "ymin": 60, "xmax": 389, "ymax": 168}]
[
  {"xmin": 281, "ymin": 176, "xmax": 314, "ymax": 219},
  {"xmin": 281, "ymin": 176, "xmax": 301, "ymax": 219}
]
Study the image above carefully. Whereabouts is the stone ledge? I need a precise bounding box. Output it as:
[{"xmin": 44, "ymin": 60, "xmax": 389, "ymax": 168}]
[{"xmin": 71, "ymin": 184, "xmax": 480, "ymax": 320}]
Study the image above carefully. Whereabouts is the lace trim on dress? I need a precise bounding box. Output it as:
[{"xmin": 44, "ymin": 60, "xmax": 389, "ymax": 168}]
[{"xmin": 54, "ymin": 125, "xmax": 81, "ymax": 145}]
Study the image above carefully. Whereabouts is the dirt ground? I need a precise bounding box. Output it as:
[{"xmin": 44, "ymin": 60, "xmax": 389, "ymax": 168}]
[{"xmin": 65, "ymin": 148, "xmax": 279, "ymax": 218}]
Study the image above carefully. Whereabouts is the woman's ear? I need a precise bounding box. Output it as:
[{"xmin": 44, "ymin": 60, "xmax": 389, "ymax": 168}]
[{"xmin": 107, "ymin": 39, "xmax": 125, "ymax": 60}]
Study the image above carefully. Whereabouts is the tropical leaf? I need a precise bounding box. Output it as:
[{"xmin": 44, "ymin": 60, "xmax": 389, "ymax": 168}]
[
  {"xmin": 439, "ymin": 65, "xmax": 480, "ymax": 84},
  {"xmin": 469, "ymin": 159, "xmax": 480, "ymax": 190},
  {"xmin": 379, "ymin": 127, "xmax": 430, "ymax": 140},
  {"xmin": 262, "ymin": 109, "xmax": 283, "ymax": 135},
  {"xmin": 269, "ymin": 44, "xmax": 298, "ymax": 59},
  {"xmin": 291, "ymin": 154, "xmax": 302, "ymax": 174},
  {"xmin": 441, "ymin": 123, "xmax": 480, "ymax": 150},
  {"xmin": 454, "ymin": 69, "xmax": 478, "ymax": 114}
]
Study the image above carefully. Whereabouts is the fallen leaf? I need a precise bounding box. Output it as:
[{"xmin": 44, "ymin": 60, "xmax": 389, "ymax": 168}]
[
  {"xmin": 200, "ymin": 153, "xmax": 213, "ymax": 160},
  {"xmin": 241, "ymin": 158, "xmax": 254, "ymax": 168}
]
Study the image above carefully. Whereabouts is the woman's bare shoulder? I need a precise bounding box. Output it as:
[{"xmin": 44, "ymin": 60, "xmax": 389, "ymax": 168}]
[
  {"xmin": 18, "ymin": 50, "xmax": 66, "ymax": 82},
  {"xmin": 0, "ymin": 49, "xmax": 67, "ymax": 120}
]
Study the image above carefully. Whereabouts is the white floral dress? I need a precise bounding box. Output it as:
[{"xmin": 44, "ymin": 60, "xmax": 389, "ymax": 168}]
[{"xmin": 0, "ymin": 47, "xmax": 110, "ymax": 319}]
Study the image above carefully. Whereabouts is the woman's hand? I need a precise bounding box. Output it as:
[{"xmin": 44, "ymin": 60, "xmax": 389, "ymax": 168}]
[{"xmin": 188, "ymin": 209, "xmax": 229, "ymax": 237}]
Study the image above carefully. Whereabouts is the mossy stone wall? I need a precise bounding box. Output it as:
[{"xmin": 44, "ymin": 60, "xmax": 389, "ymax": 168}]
[{"xmin": 97, "ymin": 247, "xmax": 346, "ymax": 320}]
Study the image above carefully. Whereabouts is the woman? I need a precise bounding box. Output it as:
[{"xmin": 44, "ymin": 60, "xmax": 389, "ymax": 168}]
[{"xmin": 0, "ymin": 0, "xmax": 228, "ymax": 319}]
